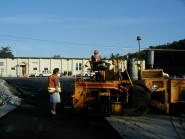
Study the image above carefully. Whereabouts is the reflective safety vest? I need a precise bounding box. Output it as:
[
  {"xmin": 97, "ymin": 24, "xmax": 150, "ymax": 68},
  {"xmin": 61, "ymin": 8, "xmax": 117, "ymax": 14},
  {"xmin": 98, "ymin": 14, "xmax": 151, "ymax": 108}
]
[
  {"xmin": 48, "ymin": 74, "xmax": 61, "ymax": 93},
  {"xmin": 48, "ymin": 87, "xmax": 61, "ymax": 93}
]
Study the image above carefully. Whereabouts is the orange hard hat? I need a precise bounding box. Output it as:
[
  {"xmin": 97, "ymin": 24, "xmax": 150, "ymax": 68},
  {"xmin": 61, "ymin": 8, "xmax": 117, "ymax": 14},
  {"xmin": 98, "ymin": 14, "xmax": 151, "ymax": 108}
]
[{"xmin": 94, "ymin": 49, "xmax": 99, "ymax": 54}]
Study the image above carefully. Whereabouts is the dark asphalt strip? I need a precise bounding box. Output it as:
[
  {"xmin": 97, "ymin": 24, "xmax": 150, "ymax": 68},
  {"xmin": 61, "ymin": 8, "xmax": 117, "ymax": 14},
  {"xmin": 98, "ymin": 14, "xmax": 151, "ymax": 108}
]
[
  {"xmin": 0, "ymin": 78, "xmax": 122, "ymax": 139},
  {"xmin": 0, "ymin": 102, "xmax": 122, "ymax": 139}
]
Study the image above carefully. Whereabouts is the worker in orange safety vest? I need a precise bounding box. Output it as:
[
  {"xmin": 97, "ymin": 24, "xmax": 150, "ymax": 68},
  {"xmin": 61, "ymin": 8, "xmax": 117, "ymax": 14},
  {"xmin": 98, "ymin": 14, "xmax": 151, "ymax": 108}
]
[{"xmin": 48, "ymin": 68, "xmax": 61, "ymax": 119}]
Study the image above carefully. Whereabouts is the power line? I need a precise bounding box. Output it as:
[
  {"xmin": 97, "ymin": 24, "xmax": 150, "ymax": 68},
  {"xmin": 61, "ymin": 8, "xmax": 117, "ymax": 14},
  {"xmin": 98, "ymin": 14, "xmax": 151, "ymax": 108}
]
[
  {"xmin": 0, "ymin": 34, "xmax": 135, "ymax": 49},
  {"xmin": 1, "ymin": 35, "xmax": 184, "ymax": 52}
]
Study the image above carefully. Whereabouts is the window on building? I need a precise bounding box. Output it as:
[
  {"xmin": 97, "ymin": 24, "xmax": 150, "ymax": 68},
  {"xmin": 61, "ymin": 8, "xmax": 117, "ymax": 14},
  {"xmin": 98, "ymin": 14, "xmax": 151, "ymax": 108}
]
[
  {"xmin": 79, "ymin": 63, "xmax": 82, "ymax": 70},
  {"xmin": 33, "ymin": 68, "xmax": 37, "ymax": 70},
  {"xmin": 44, "ymin": 68, "xmax": 49, "ymax": 70},
  {"xmin": 11, "ymin": 67, "xmax": 15, "ymax": 70},
  {"xmin": 64, "ymin": 71, "xmax": 67, "ymax": 76},
  {"xmin": 76, "ymin": 63, "xmax": 82, "ymax": 71},
  {"xmin": 0, "ymin": 62, "xmax": 4, "ymax": 66},
  {"xmin": 64, "ymin": 71, "xmax": 72, "ymax": 76},
  {"xmin": 68, "ymin": 71, "xmax": 72, "ymax": 76}
]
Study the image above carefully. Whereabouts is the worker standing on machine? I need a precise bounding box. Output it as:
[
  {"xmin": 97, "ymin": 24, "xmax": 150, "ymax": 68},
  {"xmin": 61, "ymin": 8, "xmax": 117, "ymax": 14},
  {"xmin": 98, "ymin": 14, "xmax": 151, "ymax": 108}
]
[
  {"xmin": 91, "ymin": 50, "xmax": 106, "ymax": 81},
  {"xmin": 48, "ymin": 68, "xmax": 61, "ymax": 119}
]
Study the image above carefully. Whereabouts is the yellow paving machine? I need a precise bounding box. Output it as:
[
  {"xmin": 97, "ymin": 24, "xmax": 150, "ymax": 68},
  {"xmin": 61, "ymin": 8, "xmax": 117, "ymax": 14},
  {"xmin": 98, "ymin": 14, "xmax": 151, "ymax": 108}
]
[{"xmin": 72, "ymin": 51, "xmax": 185, "ymax": 116}]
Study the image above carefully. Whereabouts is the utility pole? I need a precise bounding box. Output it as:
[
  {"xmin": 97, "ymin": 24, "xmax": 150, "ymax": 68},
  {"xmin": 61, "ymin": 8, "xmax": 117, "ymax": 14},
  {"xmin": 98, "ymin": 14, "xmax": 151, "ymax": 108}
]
[
  {"xmin": 137, "ymin": 35, "xmax": 141, "ymax": 59},
  {"xmin": 137, "ymin": 35, "xmax": 142, "ymax": 80}
]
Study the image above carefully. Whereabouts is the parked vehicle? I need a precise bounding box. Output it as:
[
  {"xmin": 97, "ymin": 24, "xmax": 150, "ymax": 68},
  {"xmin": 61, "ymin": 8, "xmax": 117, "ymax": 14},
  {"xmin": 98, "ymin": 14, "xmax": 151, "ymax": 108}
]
[
  {"xmin": 39, "ymin": 70, "xmax": 52, "ymax": 77},
  {"xmin": 82, "ymin": 71, "xmax": 95, "ymax": 77},
  {"xmin": 29, "ymin": 73, "xmax": 36, "ymax": 77}
]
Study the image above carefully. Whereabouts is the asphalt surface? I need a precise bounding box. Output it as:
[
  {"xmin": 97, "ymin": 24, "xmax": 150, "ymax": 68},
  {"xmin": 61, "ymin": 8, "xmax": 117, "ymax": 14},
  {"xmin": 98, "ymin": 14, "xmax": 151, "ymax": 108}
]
[
  {"xmin": 0, "ymin": 77, "xmax": 122, "ymax": 139},
  {"xmin": 1, "ymin": 77, "xmax": 185, "ymax": 139},
  {"xmin": 106, "ymin": 114, "xmax": 185, "ymax": 139}
]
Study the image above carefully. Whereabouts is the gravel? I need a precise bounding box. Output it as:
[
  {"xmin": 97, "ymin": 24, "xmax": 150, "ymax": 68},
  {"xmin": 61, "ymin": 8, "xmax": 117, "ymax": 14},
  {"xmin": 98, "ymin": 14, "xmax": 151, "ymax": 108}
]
[{"xmin": 0, "ymin": 79, "xmax": 22, "ymax": 117}]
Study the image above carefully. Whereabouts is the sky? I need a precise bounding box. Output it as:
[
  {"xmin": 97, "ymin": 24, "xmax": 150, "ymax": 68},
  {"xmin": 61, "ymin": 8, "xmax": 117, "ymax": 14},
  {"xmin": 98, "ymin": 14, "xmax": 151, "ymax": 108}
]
[{"xmin": 0, "ymin": 0, "xmax": 185, "ymax": 58}]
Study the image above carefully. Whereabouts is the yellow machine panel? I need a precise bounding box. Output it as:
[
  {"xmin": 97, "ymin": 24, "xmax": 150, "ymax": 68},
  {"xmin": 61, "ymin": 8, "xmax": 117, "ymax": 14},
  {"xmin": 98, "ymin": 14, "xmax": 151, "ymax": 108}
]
[
  {"xmin": 144, "ymin": 78, "xmax": 168, "ymax": 92},
  {"xmin": 141, "ymin": 69, "xmax": 164, "ymax": 79},
  {"xmin": 170, "ymin": 79, "xmax": 185, "ymax": 103}
]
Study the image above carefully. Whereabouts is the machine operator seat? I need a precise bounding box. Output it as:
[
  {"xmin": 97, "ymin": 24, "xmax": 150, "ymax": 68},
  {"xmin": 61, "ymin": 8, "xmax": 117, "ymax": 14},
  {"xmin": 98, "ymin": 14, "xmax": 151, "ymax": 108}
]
[{"xmin": 90, "ymin": 60, "xmax": 106, "ymax": 82}]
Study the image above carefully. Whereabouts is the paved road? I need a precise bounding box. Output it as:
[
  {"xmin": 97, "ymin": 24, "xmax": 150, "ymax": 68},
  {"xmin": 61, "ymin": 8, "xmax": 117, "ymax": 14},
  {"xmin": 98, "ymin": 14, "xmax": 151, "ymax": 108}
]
[
  {"xmin": 1, "ymin": 77, "xmax": 185, "ymax": 139},
  {"xmin": 106, "ymin": 114, "xmax": 185, "ymax": 139},
  {"xmin": 0, "ymin": 77, "xmax": 122, "ymax": 139},
  {"xmin": 0, "ymin": 105, "xmax": 122, "ymax": 139}
]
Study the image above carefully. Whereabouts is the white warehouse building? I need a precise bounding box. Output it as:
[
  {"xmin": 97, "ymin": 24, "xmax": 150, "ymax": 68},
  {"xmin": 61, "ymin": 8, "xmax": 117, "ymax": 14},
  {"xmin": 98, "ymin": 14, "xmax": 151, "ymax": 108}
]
[
  {"xmin": 0, "ymin": 57, "xmax": 145, "ymax": 78},
  {"xmin": 0, "ymin": 57, "xmax": 89, "ymax": 77}
]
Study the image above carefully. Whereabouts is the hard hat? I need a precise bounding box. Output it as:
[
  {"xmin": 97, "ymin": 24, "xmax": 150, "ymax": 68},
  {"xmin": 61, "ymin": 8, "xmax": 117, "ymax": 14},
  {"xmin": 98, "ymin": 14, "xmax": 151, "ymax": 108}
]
[{"xmin": 94, "ymin": 50, "xmax": 99, "ymax": 54}]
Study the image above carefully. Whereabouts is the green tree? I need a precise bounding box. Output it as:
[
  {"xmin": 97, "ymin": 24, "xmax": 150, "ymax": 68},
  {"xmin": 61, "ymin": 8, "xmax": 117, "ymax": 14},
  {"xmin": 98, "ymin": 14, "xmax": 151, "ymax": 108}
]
[
  {"xmin": 0, "ymin": 46, "xmax": 14, "ymax": 58},
  {"xmin": 53, "ymin": 54, "xmax": 61, "ymax": 58}
]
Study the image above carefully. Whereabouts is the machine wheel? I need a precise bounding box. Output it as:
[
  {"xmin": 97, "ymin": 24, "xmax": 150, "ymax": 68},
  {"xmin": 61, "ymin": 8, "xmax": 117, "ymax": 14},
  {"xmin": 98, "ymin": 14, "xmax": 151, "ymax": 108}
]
[{"xmin": 122, "ymin": 84, "xmax": 150, "ymax": 116}]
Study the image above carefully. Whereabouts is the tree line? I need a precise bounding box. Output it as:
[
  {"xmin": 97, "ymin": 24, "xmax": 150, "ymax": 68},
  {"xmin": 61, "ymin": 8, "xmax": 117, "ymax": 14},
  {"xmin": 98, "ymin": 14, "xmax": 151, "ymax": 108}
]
[
  {"xmin": 0, "ymin": 46, "xmax": 14, "ymax": 58},
  {"xmin": 109, "ymin": 39, "xmax": 185, "ymax": 75},
  {"xmin": 109, "ymin": 39, "xmax": 185, "ymax": 60}
]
